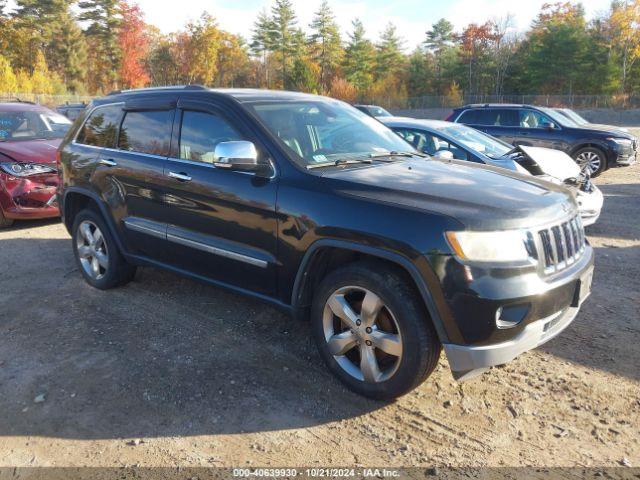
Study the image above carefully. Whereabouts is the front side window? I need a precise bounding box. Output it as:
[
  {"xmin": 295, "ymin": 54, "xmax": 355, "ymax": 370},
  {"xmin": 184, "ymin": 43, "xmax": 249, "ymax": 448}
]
[
  {"xmin": 519, "ymin": 109, "xmax": 554, "ymax": 129},
  {"xmin": 438, "ymin": 124, "xmax": 512, "ymax": 159},
  {"xmin": 246, "ymin": 100, "xmax": 414, "ymax": 167},
  {"xmin": 179, "ymin": 110, "xmax": 244, "ymax": 164},
  {"xmin": 76, "ymin": 105, "xmax": 122, "ymax": 147},
  {"xmin": 118, "ymin": 110, "xmax": 173, "ymax": 156},
  {"xmin": 394, "ymin": 128, "xmax": 467, "ymax": 160},
  {"xmin": 0, "ymin": 109, "xmax": 72, "ymax": 142}
]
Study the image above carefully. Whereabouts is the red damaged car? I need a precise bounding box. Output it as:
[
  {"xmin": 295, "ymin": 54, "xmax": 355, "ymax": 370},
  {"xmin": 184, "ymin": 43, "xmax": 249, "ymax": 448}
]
[{"xmin": 0, "ymin": 102, "xmax": 72, "ymax": 227}]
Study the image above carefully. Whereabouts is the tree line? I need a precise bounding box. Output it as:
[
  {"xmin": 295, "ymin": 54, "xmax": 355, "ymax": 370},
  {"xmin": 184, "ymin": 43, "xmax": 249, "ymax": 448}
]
[{"xmin": 1, "ymin": 0, "xmax": 640, "ymax": 105}]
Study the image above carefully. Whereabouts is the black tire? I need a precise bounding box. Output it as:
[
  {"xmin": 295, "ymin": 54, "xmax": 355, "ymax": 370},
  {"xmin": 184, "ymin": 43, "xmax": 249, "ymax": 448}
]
[
  {"xmin": 573, "ymin": 146, "xmax": 607, "ymax": 177},
  {"xmin": 311, "ymin": 262, "xmax": 441, "ymax": 400},
  {"xmin": 0, "ymin": 209, "xmax": 14, "ymax": 228},
  {"xmin": 71, "ymin": 208, "xmax": 136, "ymax": 289}
]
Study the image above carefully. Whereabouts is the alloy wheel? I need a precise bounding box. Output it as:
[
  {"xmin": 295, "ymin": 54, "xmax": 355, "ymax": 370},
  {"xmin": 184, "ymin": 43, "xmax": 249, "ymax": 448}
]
[
  {"xmin": 576, "ymin": 150, "xmax": 602, "ymax": 174},
  {"xmin": 322, "ymin": 286, "xmax": 403, "ymax": 383},
  {"xmin": 76, "ymin": 220, "xmax": 109, "ymax": 280}
]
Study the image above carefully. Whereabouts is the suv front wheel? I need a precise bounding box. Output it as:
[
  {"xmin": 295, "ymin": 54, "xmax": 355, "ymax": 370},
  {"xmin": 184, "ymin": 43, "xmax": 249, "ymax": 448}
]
[
  {"xmin": 311, "ymin": 262, "xmax": 441, "ymax": 400},
  {"xmin": 574, "ymin": 146, "xmax": 606, "ymax": 176},
  {"xmin": 72, "ymin": 209, "xmax": 136, "ymax": 289}
]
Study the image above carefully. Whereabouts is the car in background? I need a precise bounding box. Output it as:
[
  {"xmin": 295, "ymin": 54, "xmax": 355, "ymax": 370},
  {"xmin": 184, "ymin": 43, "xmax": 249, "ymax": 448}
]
[
  {"xmin": 553, "ymin": 107, "xmax": 631, "ymax": 133},
  {"xmin": 382, "ymin": 117, "xmax": 603, "ymax": 226},
  {"xmin": 0, "ymin": 102, "xmax": 71, "ymax": 227},
  {"xmin": 354, "ymin": 104, "xmax": 392, "ymax": 118},
  {"xmin": 56, "ymin": 102, "xmax": 87, "ymax": 121},
  {"xmin": 447, "ymin": 103, "xmax": 637, "ymax": 176}
]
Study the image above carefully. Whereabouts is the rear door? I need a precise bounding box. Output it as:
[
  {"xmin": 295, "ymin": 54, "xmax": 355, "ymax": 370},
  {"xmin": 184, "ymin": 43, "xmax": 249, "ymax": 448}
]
[
  {"xmin": 457, "ymin": 108, "xmax": 519, "ymax": 143},
  {"xmin": 96, "ymin": 99, "xmax": 175, "ymax": 259},
  {"xmin": 160, "ymin": 99, "xmax": 279, "ymax": 296}
]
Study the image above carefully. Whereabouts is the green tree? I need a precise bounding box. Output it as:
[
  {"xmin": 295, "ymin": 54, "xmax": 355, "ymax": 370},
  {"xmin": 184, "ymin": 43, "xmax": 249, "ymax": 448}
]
[
  {"xmin": 185, "ymin": 13, "xmax": 222, "ymax": 85},
  {"xmin": 309, "ymin": 0, "xmax": 342, "ymax": 93},
  {"xmin": 343, "ymin": 18, "xmax": 375, "ymax": 92},
  {"xmin": 424, "ymin": 18, "xmax": 457, "ymax": 94},
  {"xmin": 270, "ymin": 0, "xmax": 298, "ymax": 89},
  {"xmin": 375, "ymin": 23, "xmax": 405, "ymax": 79},
  {"xmin": 287, "ymin": 29, "xmax": 319, "ymax": 92},
  {"xmin": 49, "ymin": 11, "xmax": 87, "ymax": 92},
  {"xmin": 251, "ymin": 9, "xmax": 276, "ymax": 87},
  {"xmin": 79, "ymin": 0, "xmax": 122, "ymax": 91},
  {"xmin": 406, "ymin": 49, "xmax": 434, "ymax": 97}
]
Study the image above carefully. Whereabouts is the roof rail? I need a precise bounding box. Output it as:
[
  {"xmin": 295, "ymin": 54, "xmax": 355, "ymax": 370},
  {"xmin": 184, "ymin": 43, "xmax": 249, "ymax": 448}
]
[
  {"xmin": 107, "ymin": 85, "xmax": 209, "ymax": 96},
  {"xmin": 1, "ymin": 98, "xmax": 36, "ymax": 104}
]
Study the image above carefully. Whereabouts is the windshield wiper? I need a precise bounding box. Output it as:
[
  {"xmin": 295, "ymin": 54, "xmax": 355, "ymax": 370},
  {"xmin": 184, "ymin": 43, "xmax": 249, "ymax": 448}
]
[
  {"xmin": 368, "ymin": 151, "xmax": 428, "ymax": 159},
  {"xmin": 306, "ymin": 158, "xmax": 373, "ymax": 169}
]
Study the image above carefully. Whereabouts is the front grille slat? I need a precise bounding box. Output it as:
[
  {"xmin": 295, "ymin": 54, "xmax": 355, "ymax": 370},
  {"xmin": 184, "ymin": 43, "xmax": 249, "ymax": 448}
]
[{"xmin": 537, "ymin": 215, "xmax": 585, "ymax": 274}]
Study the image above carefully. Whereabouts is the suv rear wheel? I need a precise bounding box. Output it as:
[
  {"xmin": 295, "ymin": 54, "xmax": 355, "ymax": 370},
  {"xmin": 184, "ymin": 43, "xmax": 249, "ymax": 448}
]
[
  {"xmin": 574, "ymin": 146, "xmax": 606, "ymax": 176},
  {"xmin": 311, "ymin": 262, "xmax": 441, "ymax": 400},
  {"xmin": 72, "ymin": 209, "xmax": 136, "ymax": 289}
]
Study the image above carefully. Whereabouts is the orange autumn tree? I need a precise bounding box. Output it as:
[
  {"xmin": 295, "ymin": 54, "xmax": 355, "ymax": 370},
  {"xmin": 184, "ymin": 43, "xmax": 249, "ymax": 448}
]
[{"xmin": 118, "ymin": 0, "xmax": 149, "ymax": 89}]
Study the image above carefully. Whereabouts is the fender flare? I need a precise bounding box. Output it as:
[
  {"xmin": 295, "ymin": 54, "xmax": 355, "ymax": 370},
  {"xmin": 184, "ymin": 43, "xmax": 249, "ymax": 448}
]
[
  {"xmin": 290, "ymin": 239, "xmax": 451, "ymax": 343},
  {"xmin": 62, "ymin": 187, "xmax": 129, "ymax": 257}
]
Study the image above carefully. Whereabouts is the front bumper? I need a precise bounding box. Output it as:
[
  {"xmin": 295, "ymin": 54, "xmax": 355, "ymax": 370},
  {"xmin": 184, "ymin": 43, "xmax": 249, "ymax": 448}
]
[
  {"xmin": 439, "ymin": 243, "xmax": 594, "ymax": 381},
  {"xmin": 444, "ymin": 303, "xmax": 582, "ymax": 380},
  {"xmin": 0, "ymin": 172, "xmax": 60, "ymax": 220},
  {"xmin": 576, "ymin": 186, "xmax": 603, "ymax": 227},
  {"xmin": 612, "ymin": 142, "xmax": 637, "ymax": 166}
]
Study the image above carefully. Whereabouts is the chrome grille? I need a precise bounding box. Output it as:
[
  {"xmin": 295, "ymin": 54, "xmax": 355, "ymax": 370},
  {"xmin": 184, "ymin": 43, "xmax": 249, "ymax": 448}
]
[{"xmin": 537, "ymin": 216, "xmax": 585, "ymax": 273}]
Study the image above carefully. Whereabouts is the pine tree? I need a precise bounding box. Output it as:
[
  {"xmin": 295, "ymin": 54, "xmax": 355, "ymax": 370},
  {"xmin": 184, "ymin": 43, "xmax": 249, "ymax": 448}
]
[
  {"xmin": 49, "ymin": 11, "xmax": 87, "ymax": 92},
  {"xmin": 79, "ymin": 0, "xmax": 122, "ymax": 91},
  {"xmin": 375, "ymin": 23, "xmax": 405, "ymax": 79},
  {"xmin": 424, "ymin": 18, "xmax": 457, "ymax": 95},
  {"xmin": 251, "ymin": 9, "xmax": 276, "ymax": 87},
  {"xmin": 309, "ymin": 0, "xmax": 342, "ymax": 93},
  {"xmin": 343, "ymin": 19, "xmax": 375, "ymax": 92},
  {"xmin": 270, "ymin": 0, "xmax": 298, "ymax": 89}
]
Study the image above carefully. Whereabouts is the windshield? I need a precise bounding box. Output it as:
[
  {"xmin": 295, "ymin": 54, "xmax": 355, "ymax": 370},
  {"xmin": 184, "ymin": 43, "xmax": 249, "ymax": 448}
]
[
  {"xmin": 558, "ymin": 108, "xmax": 588, "ymax": 125},
  {"xmin": 0, "ymin": 109, "xmax": 72, "ymax": 141},
  {"xmin": 369, "ymin": 106, "xmax": 392, "ymax": 117},
  {"xmin": 437, "ymin": 124, "xmax": 512, "ymax": 159},
  {"xmin": 247, "ymin": 100, "xmax": 415, "ymax": 167},
  {"xmin": 538, "ymin": 107, "xmax": 576, "ymax": 127}
]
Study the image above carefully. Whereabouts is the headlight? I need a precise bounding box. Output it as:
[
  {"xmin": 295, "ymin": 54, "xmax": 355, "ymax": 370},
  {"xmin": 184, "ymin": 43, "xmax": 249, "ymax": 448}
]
[
  {"xmin": 0, "ymin": 162, "xmax": 56, "ymax": 177},
  {"xmin": 607, "ymin": 137, "xmax": 633, "ymax": 147},
  {"xmin": 445, "ymin": 230, "xmax": 532, "ymax": 263}
]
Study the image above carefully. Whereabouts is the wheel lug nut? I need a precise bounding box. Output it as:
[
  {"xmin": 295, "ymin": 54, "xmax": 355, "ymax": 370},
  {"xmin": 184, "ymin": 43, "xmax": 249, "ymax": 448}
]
[
  {"xmin": 365, "ymin": 327, "xmax": 372, "ymax": 334},
  {"xmin": 365, "ymin": 340, "xmax": 372, "ymax": 346},
  {"xmin": 356, "ymin": 319, "xmax": 361, "ymax": 326}
]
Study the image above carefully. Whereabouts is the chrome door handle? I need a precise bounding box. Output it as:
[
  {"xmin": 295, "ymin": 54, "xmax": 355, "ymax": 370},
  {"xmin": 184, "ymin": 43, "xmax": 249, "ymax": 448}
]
[
  {"xmin": 168, "ymin": 171, "xmax": 192, "ymax": 182},
  {"xmin": 99, "ymin": 158, "xmax": 117, "ymax": 167}
]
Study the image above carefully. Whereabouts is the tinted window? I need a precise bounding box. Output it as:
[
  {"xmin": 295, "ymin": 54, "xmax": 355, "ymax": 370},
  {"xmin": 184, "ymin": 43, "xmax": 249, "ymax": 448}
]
[
  {"xmin": 457, "ymin": 109, "xmax": 479, "ymax": 124},
  {"xmin": 494, "ymin": 109, "xmax": 519, "ymax": 127},
  {"xmin": 76, "ymin": 105, "xmax": 122, "ymax": 147},
  {"xmin": 179, "ymin": 111, "xmax": 244, "ymax": 164},
  {"xmin": 118, "ymin": 110, "xmax": 173, "ymax": 156}
]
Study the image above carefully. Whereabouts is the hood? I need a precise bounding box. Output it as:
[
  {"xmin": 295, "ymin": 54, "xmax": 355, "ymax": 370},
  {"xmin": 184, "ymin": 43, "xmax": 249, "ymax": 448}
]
[
  {"xmin": 578, "ymin": 124, "xmax": 635, "ymax": 139},
  {"xmin": 0, "ymin": 138, "xmax": 62, "ymax": 164},
  {"xmin": 518, "ymin": 145, "xmax": 581, "ymax": 181},
  {"xmin": 321, "ymin": 158, "xmax": 577, "ymax": 230}
]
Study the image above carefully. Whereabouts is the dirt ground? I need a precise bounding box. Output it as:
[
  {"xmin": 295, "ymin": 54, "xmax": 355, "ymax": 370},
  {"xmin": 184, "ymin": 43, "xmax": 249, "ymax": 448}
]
[{"xmin": 0, "ymin": 153, "xmax": 638, "ymax": 470}]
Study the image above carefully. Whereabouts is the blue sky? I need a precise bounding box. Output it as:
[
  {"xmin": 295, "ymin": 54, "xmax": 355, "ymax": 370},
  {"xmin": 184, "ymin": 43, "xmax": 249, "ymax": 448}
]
[{"xmin": 6, "ymin": 0, "xmax": 613, "ymax": 49}]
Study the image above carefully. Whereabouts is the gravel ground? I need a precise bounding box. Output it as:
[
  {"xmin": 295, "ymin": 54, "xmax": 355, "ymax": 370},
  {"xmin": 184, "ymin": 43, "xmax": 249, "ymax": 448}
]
[{"xmin": 0, "ymin": 155, "xmax": 638, "ymax": 470}]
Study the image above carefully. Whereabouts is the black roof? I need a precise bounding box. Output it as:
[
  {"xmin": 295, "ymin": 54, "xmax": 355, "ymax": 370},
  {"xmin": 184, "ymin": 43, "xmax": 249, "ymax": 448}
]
[
  {"xmin": 460, "ymin": 103, "xmax": 541, "ymax": 109},
  {"xmin": 104, "ymin": 85, "xmax": 324, "ymax": 103}
]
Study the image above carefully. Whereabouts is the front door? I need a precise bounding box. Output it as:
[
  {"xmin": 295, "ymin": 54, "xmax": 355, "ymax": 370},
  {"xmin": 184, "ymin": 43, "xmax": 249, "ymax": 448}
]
[
  {"xmin": 160, "ymin": 100, "xmax": 279, "ymax": 296},
  {"xmin": 514, "ymin": 109, "xmax": 568, "ymax": 150}
]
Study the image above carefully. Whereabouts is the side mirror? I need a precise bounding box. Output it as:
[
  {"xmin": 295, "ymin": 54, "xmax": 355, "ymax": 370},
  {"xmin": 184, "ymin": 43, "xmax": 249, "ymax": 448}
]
[
  {"xmin": 545, "ymin": 122, "xmax": 557, "ymax": 130},
  {"xmin": 214, "ymin": 141, "xmax": 271, "ymax": 176},
  {"xmin": 433, "ymin": 150, "xmax": 454, "ymax": 160}
]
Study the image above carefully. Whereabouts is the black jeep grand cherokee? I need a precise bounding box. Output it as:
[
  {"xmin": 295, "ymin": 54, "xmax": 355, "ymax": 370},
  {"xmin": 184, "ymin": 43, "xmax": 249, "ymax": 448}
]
[{"xmin": 58, "ymin": 87, "xmax": 594, "ymax": 399}]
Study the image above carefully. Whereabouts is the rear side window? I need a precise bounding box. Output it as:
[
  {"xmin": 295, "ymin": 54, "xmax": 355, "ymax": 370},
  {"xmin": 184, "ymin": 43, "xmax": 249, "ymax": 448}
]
[
  {"xmin": 457, "ymin": 109, "xmax": 479, "ymax": 124},
  {"xmin": 179, "ymin": 110, "xmax": 244, "ymax": 164},
  {"xmin": 118, "ymin": 110, "xmax": 173, "ymax": 156},
  {"xmin": 76, "ymin": 105, "xmax": 122, "ymax": 147},
  {"xmin": 458, "ymin": 108, "xmax": 518, "ymax": 127},
  {"xmin": 494, "ymin": 109, "xmax": 519, "ymax": 127}
]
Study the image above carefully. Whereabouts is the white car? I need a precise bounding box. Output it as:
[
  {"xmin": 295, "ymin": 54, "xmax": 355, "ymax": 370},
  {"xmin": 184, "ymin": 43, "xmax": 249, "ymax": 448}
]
[{"xmin": 382, "ymin": 117, "xmax": 604, "ymax": 226}]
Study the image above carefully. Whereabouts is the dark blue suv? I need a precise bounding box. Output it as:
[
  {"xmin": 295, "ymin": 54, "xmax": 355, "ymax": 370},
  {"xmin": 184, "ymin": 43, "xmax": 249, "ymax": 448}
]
[{"xmin": 448, "ymin": 104, "xmax": 637, "ymax": 176}]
